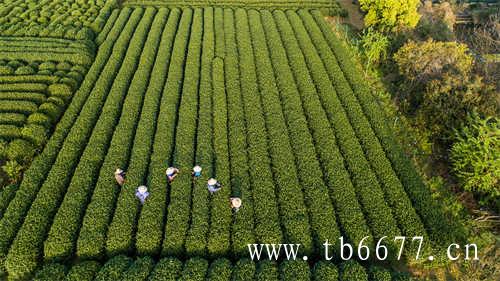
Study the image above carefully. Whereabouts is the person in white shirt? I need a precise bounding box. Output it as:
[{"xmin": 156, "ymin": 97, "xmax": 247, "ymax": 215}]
[{"xmin": 135, "ymin": 185, "xmax": 149, "ymax": 205}]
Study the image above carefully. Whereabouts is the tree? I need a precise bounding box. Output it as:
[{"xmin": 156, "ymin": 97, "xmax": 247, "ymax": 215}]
[
  {"xmin": 360, "ymin": 0, "xmax": 421, "ymax": 32},
  {"xmin": 394, "ymin": 39, "xmax": 498, "ymax": 141},
  {"xmin": 416, "ymin": 1, "xmax": 455, "ymax": 41},
  {"xmin": 416, "ymin": 75, "xmax": 498, "ymax": 141},
  {"xmin": 394, "ymin": 39, "xmax": 473, "ymax": 88},
  {"xmin": 450, "ymin": 114, "xmax": 499, "ymax": 207}
]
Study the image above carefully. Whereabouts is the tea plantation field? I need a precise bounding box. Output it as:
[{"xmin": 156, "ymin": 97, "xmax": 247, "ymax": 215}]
[{"xmin": 0, "ymin": 1, "xmax": 455, "ymax": 280}]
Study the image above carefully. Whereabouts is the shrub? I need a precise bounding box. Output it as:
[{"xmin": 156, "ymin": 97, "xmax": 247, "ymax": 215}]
[
  {"xmin": 2, "ymin": 8, "xmax": 148, "ymax": 278},
  {"xmin": 339, "ymin": 261, "xmax": 368, "ymax": 281},
  {"xmin": 99, "ymin": 6, "xmax": 162, "ymax": 258},
  {"xmin": 47, "ymin": 83, "xmax": 73, "ymax": 101},
  {"xmin": 235, "ymin": 8, "xmax": 283, "ymax": 247},
  {"xmin": 2, "ymin": 160, "xmax": 23, "ymax": 184},
  {"xmin": 263, "ymin": 9, "xmax": 344, "ymax": 253},
  {"xmin": 38, "ymin": 102, "xmax": 62, "ymax": 122},
  {"xmin": 185, "ymin": 6, "xmax": 214, "ymax": 257},
  {"xmin": 279, "ymin": 260, "xmax": 310, "ymax": 281},
  {"xmin": 0, "ymin": 125, "xmax": 22, "ymax": 140},
  {"xmin": 75, "ymin": 8, "xmax": 146, "ymax": 260},
  {"xmin": 94, "ymin": 255, "xmax": 132, "ymax": 281},
  {"xmin": 179, "ymin": 258, "xmax": 209, "ymax": 281},
  {"xmin": 248, "ymin": 9, "xmax": 314, "ymax": 254},
  {"xmin": 6, "ymin": 139, "xmax": 35, "ymax": 162},
  {"xmin": 0, "ymin": 139, "xmax": 7, "ymax": 159},
  {"xmin": 161, "ymin": 7, "xmax": 203, "ymax": 257},
  {"xmin": 15, "ymin": 65, "xmax": 36, "ymax": 75},
  {"xmin": 0, "ymin": 184, "xmax": 18, "ymax": 220},
  {"xmin": 27, "ymin": 113, "xmax": 51, "ymax": 128},
  {"xmin": 33, "ymin": 263, "xmax": 66, "ymax": 281},
  {"xmin": 232, "ymin": 259, "xmax": 256, "ymax": 281},
  {"xmin": 313, "ymin": 261, "xmax": 338, "ymax": 281},
  {"xmin": 148, "ymin": 258, "xmax": 183, "ymax": 281},
  {"xmin": 0, "ymin": 100, "xmax": 38, "ymax": 115},
  {"xmin": 0, "ymin": 113, "xmax": 26, "ymax": 126},
  {"xmin": 121, "ymin": 256, "xmax": 155, "ymax": 281},
  {"xmin": 64, "ymin": 261, "xmax": 101, "ymax": 281},
  {"xmin": 295, "ymin": 10, "xmax": 429, "ymax": 256},
  {"xmin": 255, "ymin": 261, "xmax": 278, "ymax": 281},
  {"xmin": 207, "ymin": 55, "xmax": 232, "ymax": 257},
  {"xmin": 45, "ymin": 7, "xmax": 157, "ymax": 262},
  {"xmin": 21, "ymin": 124, "xmax": 47, "ymax": 147},
  {"xmin": 38, "ymin": 61, "xmax": 57, "ymax": 71},
  {"xmin": 0, "ymin": 65, "xmax": 14, "ymax": 75},
  {"xmin": 207, "ymin": 259, "xmax": 232, "ymax": 281},
  {"xmin": 222, "ymin": 8, "xmax": 255, "ymax": 256},
  {"xmin": 133, "ymin": 7, "xmax": 183, "ymax": 257},
  {"xmin": 368, "ymin": 266, "xmax": 392, "ymax": 281},
  {"xmin": 451, "ymin": 114, "xmax": 499, "ymax": 206}
]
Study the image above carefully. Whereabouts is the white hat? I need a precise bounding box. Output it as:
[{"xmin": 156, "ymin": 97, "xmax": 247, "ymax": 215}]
[
  {"xmin": 193, "ymin": 165, "xmax": 202, "ymax": 172},
  {"xmin": 115, "ymin": 168, "xmax": 123, "ymax": 175},
  {"xmin": 138, "ymin": 185, "xmax": 148, "ymax": 194},
  {"xmin": 208, "ymin": 178, "xmax": 217, "ymax": 185},
  {"xmin": 166, "ymin": 167, "xmax": 175, "ymax": 175},
  {"xmin": 231, "ymin": 198, "xmax": 242, "ymax": 208}
]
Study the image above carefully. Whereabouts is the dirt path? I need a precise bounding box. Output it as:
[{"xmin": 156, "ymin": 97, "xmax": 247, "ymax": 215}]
[{"xmin": 338, "ymin": 0, "xmax": 364, "ymax": 30}]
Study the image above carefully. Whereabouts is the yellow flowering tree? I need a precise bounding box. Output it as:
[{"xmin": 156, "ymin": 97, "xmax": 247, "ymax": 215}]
[{"xmin": 360, "ymin": 0, "xmax": 421, "ymax": 32}]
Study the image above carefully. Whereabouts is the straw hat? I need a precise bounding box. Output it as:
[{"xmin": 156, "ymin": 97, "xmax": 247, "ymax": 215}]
[
  {"xmin": 138, "ymin": 185, "xmax": 148, "ymax": 194},
  {"xmin": 193, "ymin": 165, "xmax": 202, "ymax": 172},
  {"xmin": 208, "ymin": 178, "xmax": 217, "ymax": 186},
  {"xmin": 231, "ymin": 198, "xmax": 242, "ymax": 208},
  {"xmin": 166, "ymin": 167, "xmax": 175, "ymax": 175},
  {"xmin": 115, "ymin": 168, "xmax": 123, "ymax": 175}
]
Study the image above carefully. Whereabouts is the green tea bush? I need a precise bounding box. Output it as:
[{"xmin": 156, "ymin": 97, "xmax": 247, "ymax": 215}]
[
  {"xmin": 248, "ymin": 9, "xmax": 314, "ymax": 254},
  {"xmin": 45, "ymin": 7, "xmax": 158, "ymax": 262},
  {"xmin": 222, "ymin": 8, "xmax": 255, "ymax": 256},
  {"xmin": 261, "ymin": 9, "xmax": 341, "ymax": 253},
  {"xmin": 185, "ymin": 6, "xmax": 214, "ymax": 257},
  {"xmin": 339, "ymin": 261, "xmax": 367, "ymax": 281},
  {"xmin": 33, "ymin": 263, "xmax": 66, "ymax": 281},
  {"xmin": 280, "ymin": 260, "xmax": 310, "ymax": 281},
  {"xmin": 161, "ymin": 7, "xmax": 202, "ymax": 257},
  {"xmin": 207, "ymin": 259, "xmax": 232, "ymax": 281},
  {"xmin": 6, "ymin": 139, "xmax": 34, "ymax": 162},
  {"xmin": 134, "ymin": 7, "xmax": 183, "ymax": 256},
  {"xmin": 179, "ymin": 258, "xmax": 209, "ymax": 281},
  {"xmin": 207, "ymin": 55, "xmax": 232, "ymax": 257},
  {"xmin": 94, "ymin": 255, "xmax": 132, "ymax": 281},
  {"xmin": 64, "ymin": 261, "xmax": 101, "ymax": 281},
  {"xmin": 255, "ymin": 261, "xmax": 278, "ymax": 281},
  {"xmin": 75, "ymin": 8, "xmax": 147, "ymax": 260},
  {"xmin": 368, "ymin": 266, "xmax": 392, "ymax": 281},
  {"xmin": 148, "ymin": 258, "xmax": 183, "ymax": 281},
  {"xmin": 313, "ymin": 261, "xmax": 338, "ymax": 281}
]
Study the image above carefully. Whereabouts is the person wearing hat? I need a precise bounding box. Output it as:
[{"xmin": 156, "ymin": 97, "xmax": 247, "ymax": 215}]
[
  {"xmin": 135, "ymin": 185, "xmax": 149, "ymax": 205},
  {"xmin": 207, "ymin": 178, "xmax": 222, "ymax": 194},
  {"xmin": 230, "ymin": 197, "xmax": 242, "ymax": 213},
  {"xmin": 166, "ymin": 167, "xmax": 179, "ymax": 183},
  {"xmin": 192, "ymin": 165, "xmax": 202, "ymax": 180},
  {"xmin": 114, "ymin": 168, "xmax": 126, "ymax": 186}
]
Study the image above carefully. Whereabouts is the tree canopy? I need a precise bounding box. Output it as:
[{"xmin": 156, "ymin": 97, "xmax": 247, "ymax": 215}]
[{"xmin": 360, "ymin": 0, "xmax": 421, "ymax": 32}]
